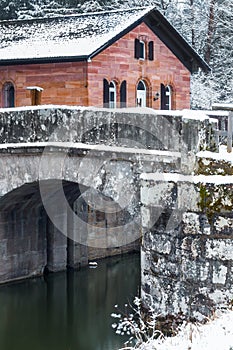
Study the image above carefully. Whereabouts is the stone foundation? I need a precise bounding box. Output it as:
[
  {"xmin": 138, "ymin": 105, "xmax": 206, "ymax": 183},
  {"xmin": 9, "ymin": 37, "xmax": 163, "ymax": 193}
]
[{"xmin": 141, "ymin": 174, "xmax": 233, "ymax": 320}]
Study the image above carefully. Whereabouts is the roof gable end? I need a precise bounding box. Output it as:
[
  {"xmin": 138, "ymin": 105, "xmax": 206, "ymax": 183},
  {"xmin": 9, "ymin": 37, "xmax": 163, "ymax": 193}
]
[{"xmin": 143, "ymin": 10, "xmax": 210, "ymax": 73}]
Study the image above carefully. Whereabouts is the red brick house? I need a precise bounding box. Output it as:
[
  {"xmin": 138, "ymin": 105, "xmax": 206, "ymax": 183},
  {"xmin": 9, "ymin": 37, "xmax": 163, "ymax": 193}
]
[{"xmin": 0, "ymin": 7, "xmax": 209, "ymax": 110}]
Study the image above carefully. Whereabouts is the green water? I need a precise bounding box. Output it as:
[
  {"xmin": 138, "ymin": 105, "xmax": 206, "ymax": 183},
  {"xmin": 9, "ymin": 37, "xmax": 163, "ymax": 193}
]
[{"xmin": 0, "ymin": 253, "xmax": 140, "ymax": 350}]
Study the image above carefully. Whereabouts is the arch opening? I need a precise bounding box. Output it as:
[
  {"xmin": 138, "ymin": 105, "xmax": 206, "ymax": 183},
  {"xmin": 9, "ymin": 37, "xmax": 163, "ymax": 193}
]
[
  {"xmin": 3, "ymin": 82, "xmax": 15, "ymax": 108},
  {"xmin": 136, "ymin": 80, "xmax": 147, "ymax": 107},
  {"xmin": 0, "ymin": 179, "xmax": 139, "ymax": 283},
  {"xmin": 109, "ymin": 81, "xmax": 116, "ymax": 108},
  {"xmin": 161, "ymin": 84, "xmax": 172, "ymax": 110}
]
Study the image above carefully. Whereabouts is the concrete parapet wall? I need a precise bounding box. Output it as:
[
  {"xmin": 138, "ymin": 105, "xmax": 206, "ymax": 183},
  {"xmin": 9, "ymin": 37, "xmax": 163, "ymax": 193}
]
[{"xmin": 0, "ymin": 106, "xmax": 218, "ymax": 155}]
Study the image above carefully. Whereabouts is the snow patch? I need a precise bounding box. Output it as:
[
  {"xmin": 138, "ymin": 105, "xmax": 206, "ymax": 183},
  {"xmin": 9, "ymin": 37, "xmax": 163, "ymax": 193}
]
[
  {"xmin": 140, "ymin": 172, "xmax": 233, "ymax": 185},
  {"xmin": 136, "ymin": 309, "xmax": 233, "ymax": 350},
  {"xmin": 197, "ymin": 145, "xmax": 233, "ymax": 164}
]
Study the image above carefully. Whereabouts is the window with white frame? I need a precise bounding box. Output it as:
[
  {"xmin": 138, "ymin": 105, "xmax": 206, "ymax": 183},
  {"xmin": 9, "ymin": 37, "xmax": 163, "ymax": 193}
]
[
  {"xmin": 139, "ymin": 40, "xmax": 145, "ymax": 60},
  {"xmin": 109, "ymin": 81, "xmax": 116, "ymax": 108},
  {"xmin": 137, "ymin": 80, "xmax": 147, "ymax": 107},
  {"xmin": 165, "ymin": 85, "xmax": 172, "ymax": 110},
  {"xmin": 161, "ymin": 84, "xmax": 172, "ymax": 110},
  {"xmin": 135, "ymin": 38, "xmax": 145, "ymax": 60}
]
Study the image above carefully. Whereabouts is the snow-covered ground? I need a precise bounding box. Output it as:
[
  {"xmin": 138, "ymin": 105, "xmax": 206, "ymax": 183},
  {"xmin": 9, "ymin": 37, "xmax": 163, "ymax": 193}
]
[{"xmin": 134, "ymin": 309, "xmax": 233, "ymax": 350}]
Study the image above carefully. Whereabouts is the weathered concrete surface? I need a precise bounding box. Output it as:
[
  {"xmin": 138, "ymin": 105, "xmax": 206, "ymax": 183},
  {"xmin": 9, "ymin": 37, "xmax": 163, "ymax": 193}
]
[
  {"xmin": 0, "ymin": 106, "xmax": 218, "ymax": 151},
  {"xmin": 0, "ymin": 106, "xmax": 218, "ymax": 198},
  {"xmin": 141, "ymin": 171, "xmax": 233, "ymax": 320},
  {"xmin": 0, "ymin": 206, "xmax": 47, "ymax": 282},
  {"xmin": 0, "ymin": 144, "xmax": 180, "ymax": 198},
  {"xmin": 0, "ymin": 106, "xmax": 219, "ymax": 284}
]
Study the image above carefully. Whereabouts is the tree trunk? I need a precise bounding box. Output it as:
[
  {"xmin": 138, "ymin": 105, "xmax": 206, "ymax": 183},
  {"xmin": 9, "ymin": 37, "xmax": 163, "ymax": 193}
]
[{"xmin": 204, "ymin": 0, "xmax": 216, "ymax": 64}]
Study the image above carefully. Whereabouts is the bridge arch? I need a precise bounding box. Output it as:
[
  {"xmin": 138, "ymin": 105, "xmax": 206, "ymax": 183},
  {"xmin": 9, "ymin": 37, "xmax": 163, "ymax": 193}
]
[{"xmin": 0, "ymin": 177, "xmax": 139, "ymax": 283}]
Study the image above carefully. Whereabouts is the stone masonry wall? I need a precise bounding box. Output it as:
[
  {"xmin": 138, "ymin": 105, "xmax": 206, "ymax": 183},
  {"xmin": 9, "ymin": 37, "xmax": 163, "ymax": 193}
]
[
  {"xmin": 141, "ymin": 174, "xmax": 233, "ymax": 320},
  {"xmin": 0, "ymin": 107, "xmax": 219, "ymax": 284}
]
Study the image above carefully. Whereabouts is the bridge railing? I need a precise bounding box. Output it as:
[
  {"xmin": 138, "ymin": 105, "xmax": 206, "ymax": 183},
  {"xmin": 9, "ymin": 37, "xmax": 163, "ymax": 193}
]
[
  {"xmin": 0, "ymin": 106, "xmax": 219, "ymax": 164},
  {"xmin": 211, "ymin": 103, "xmax": 233, "ymax": 153}
]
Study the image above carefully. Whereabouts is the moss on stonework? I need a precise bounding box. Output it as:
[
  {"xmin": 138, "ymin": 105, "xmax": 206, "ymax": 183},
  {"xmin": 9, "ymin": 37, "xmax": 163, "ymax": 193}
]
[
  {"xmin": 198, "ymin": 184, "xmax": 233, "ymax": 222},
  {"xmin": 196, "ymin": 157, "xmax": 233, "ymax": 176}
]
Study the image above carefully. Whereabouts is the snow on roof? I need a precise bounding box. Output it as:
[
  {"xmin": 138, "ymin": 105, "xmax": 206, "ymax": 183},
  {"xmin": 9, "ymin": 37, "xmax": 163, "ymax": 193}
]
[{"xmin": 0, "ymin": 7, "xmax": 153, "ymax": 62}]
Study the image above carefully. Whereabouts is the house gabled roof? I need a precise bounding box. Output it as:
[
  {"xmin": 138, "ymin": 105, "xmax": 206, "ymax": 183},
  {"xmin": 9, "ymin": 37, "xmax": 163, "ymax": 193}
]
[{"xmin": 0, "ymin": 7, "xmax": 210, "ymax": 73}]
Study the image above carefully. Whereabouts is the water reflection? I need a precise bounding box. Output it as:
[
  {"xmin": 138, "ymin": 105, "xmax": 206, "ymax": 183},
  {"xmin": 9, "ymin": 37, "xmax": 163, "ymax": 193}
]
[{"xmin": 0, "ymin": 253, "xmax": 140, "ymax": 350}]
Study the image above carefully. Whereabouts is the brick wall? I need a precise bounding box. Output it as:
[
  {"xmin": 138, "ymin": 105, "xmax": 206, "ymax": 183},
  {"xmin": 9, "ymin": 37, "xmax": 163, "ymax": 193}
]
[
  {"xmin": 88, "ymin": 22, "xmax": 191, "ymax": 109},
  {"xmin": 0, "ymin": 22, "xmax": 190, "ymax": 109},
  {"xmin": 0, "ymin": 61, "xmax": 88, "ymax": 107}
]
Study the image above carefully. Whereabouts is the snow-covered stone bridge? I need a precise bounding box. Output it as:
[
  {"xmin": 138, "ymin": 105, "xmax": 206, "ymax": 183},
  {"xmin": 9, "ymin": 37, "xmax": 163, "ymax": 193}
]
[{"xmin": 0, "ymin": 106, "xmax": 232, "ymax": 319}]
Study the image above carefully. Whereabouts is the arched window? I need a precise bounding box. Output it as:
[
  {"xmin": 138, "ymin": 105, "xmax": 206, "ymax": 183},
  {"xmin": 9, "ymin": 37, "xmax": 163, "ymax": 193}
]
[
  {"xmin": 160, "ymin": 84, "xmax": 172, "ymax": 110},
  {"xmin": 3, "ymin": 82, "xmax": 15, "ymax": 107},
  {"xmin": 120, "ymin": 80, "xmax": 127, "ymax": 108},
  {"xmin": 109, "ymin": 81, "xmax": 116, "ymax": 108},
  {"xmin": 136, "ymin": 80, "xmax": 146, "ymax": 107}
]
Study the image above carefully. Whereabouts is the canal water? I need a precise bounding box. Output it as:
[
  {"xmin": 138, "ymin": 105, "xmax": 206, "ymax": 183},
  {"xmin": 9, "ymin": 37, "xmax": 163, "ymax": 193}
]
[{"xmin": 0, "ymin": 253, "xmax": 140, "ymax": 350}]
